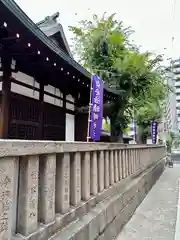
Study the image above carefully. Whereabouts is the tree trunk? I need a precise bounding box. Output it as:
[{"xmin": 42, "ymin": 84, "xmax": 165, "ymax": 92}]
[
  {"xmin": 111, "ymin": 129, "xmax": 123, "ymax": 143},
  {"xmin": 118, "ymin": 131, "xmax": 123, "ymax": 143},
  {"xmin": 137, "ymin": 132, "xmax": 147, "ymax": 144}
]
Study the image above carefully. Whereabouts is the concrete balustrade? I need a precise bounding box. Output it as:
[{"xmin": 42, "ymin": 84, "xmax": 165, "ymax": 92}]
[{"xmin": 0, "ymin": 140, "xmax": 165, "ymax": 240}]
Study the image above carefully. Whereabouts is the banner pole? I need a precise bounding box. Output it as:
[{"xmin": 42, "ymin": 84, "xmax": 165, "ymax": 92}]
[{"xmin": 87, "ymin": 76, "xmax": 93, "ymax": 142}]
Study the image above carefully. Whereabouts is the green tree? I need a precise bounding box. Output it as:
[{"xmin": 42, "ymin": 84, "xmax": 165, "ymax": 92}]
[
  {"xmin": 70, "ymin": 13, "xmax": 167, "ymax": 141},
  {"xmin": 134, "ymin": 70, "xmax": 168, "ymax": 143}
]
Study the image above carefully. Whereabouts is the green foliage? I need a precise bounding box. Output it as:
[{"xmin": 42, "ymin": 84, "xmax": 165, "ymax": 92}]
[
  {"xmin": 169, "ymin": 131, "xmax": 180, "ymax": 148},
  {"xmin": 166, "ymin": 139, "xmax": 172, "ymax": 153},
  {"xmin": 133, "ymin": 68, "xmax": 168, "ymax": 142},
  {"xmin": 70, "ymin": 13, "xmax": 168, "ymax": 139}
]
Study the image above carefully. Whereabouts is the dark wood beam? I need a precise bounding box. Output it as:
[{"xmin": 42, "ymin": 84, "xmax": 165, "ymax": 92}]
[
  {"xmin": 0, "ymin": 54, "xmax": 11, "ymax": 138},
  {"xmin": 38, "ymin": 82, "xmax": 44, "ymax": 139}
]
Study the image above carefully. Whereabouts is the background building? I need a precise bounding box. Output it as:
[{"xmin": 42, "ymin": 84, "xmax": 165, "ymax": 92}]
[{"xmin": 165, "ymin": 60, "xmax": 178, "ymax": 133}]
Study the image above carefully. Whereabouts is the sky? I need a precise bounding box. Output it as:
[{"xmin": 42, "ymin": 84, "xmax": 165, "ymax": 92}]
[{"xmin": 15, "ymin": 0, "xmax": 180, "ymax": 62}]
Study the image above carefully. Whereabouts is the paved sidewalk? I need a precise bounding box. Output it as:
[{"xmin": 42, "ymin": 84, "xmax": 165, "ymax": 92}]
[{"xmin": 117, "ymin": 165, "xmax": 180, "ymax": 240}]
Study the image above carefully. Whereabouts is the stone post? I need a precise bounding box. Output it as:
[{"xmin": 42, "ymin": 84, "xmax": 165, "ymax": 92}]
[
  {"xmin": 122, "ymin": 150, "xmax": 126, "ymax": 178},
  {"xmin": 135, "ymin": 149, "xmax": 137, "ymax": 171},
  {"xmin": 0, "ymin": 157, "xmax": 18, "ymax": 239},
  {"xmin": 104, "ymin": 151, "xmax": 110, "ymax": 188},
  {"xmin": 98, "ymin": 151, "xmax": 105, "ymax": 192},
  {"xmin": 148, "ymin": 148, "xmax": 151, "ymax": 165},
  {"xmin": 136, "ymin": 149, "xmax": 139, "ymax": 170},
  {"xmin": 118, "ymin": 150, "xmax": 122, "ymax": 180},
  {"xmin": 90, "ymin": 151, "xmax": 98, "ymax": 195},
  {"xmin": 70, "ymin": 152, "xmax": 81, "ymax": 206},
  {"xmin": 81, "ymin": 152, "xmax": 90, "ymax": 201},
  {"xmin": 139, "ymin": 148, "xmax": 142, "ymax": 168},
  {"xmin": 132, "ymin": 149, "xmax": 135, "ymax": 173},
  {"xmin": 109, "ymin": 150, "xmax": 115, "ymax": 185},
  {"xmin": 17, "ymin": 155, "xmax": 39, "ymax": 236},
  {"xmin": 114, "ymin": 150, "xmax": 119, "ymax": 182},
  {"xmin": 130, "ymin": 149, "xmax": 133, "ymax": 174},
  {"xmin": 56, "ymin": 153, "xmax": 70, "ymax": 214},
  {"xmin": 127, "ymin": 149, "xmax": 131, "ymax": 175},
  {"xmin": 131, "ymin": 149, "xmax": 133, "ymax": 174},
  {"xmin": 39, "ymin": 154, "xmax": 56, "ymax": 224},
  {"xmin": 140, "ymin": 149, "xmax": 142, "ymax": 168},
  {"xmin": 125, "ymin": 150, "xmax": 128, "ymax": 177}
]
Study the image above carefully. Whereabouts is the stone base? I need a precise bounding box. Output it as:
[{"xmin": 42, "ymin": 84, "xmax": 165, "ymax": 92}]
[{"xmin": 49, "ymin": 158, "xmax": 165, "ymax": 240}]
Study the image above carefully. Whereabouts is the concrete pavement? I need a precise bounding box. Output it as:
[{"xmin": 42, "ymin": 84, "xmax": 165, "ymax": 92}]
[{"xmin": 117, "ymin": 165, "xmax": 180, "ymax": 240}]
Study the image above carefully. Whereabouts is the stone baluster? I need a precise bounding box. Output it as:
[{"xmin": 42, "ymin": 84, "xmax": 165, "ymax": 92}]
[
  {"xmin": 131, "ymin": 149, "xmax": 134, "ymax": 173},
  {"xmin": 126, "ymin": 149, "xmax": 129, "ymax": 175},
  {"xmin": 118, "ymin": 150, "xmax": 122, "ymax": 180},
  {"xmin": 56, "ymin": 153, "xmax": 70, "ymax": 214},
  {"xmin": 122, "ymin": 150, "xmax": 126, "ymax": 179},
  {"xmin": 145, "ymin": 148, "xmax": 148, "ymax": 166},
  {"xmin": 109, "ymin": 150, "xmax": 115, "ymax": 185},
  {"xmin": 81, "ymin": 152, "xmax": 90, "ymax": 201},
  {"xmin": 133, "ymin": 149, "xmax": 136, "ymax": 171},
  {"xmin": 133, "ymin": 149, "xmax": 135, "ymax": 173},
  {"xmin": 114, "ymin": 150, "xmax": 119, "ymax": 182},
  {"xmin": 140, "ymin": 149, "xmax": 142, "ymax": 169},
  {"xmin": 132, "ymin": 149, "xmax": 135, "ymax": 174},
  {"xmin": 98, "ymin": 151, "xmax": 105, "ymax": 192},
  {"xmin": 90, "ymin": 151, "xmax": 98, "ymax": 195},
  {"xmin": 39, "ymin": 154, "xmax": 56, "ymax": 224},
  {"xmin": 147, "ymin": 148, "xmax": 150, "ymax": 166},
  {"xmin": 125, "ymin": 149, "xmax": 128, "ymax": 177},
  {"xmin": 139, "ymin": 148, "xmax": 141, "ymax": 168},
  {"xmin": 127, "ymin": 149, "xmax": 131, "ymax": 175},
  {"xmin": 135, "ymin": 149, "xmax": 138, "ymax": 171},
  {"xmin": 147, "ymin": 148, "xmax": 150, "ymax": 165},
  {"xmin": 0, "ymin": 157, "xmax": 18, "ymax": 239},
  {"xmin": 141, "ymin": 149, "xmax": 143, "ymax": 168},
  {"xmin": 122, "ymin": 150, "xmax": 126, "ymax": 178},
  {"xmin": 130, "ymin": 149, "xmax": 132, "ymax": 174},
  {"xmin": 142, "ymin": 148, "xmax": 145, "ymax": 167},
  {"xmin": 144, "ymin": 148, "xmax": 146, "ymax": 166},
  {"xmin": 17, "ymin": 155, "xmax": 39, "ymax": 236},
  {"xmin": 129, "ymin": 149, "xmax": 133, "ymax": 174},
  {"xmin": 104, "ymin": 151, "xmax": 110, "ymax": 189},
  {"xmin": 138, "ymin": 149, "xmax": 141, "ymax": 169},
  {"xmin": 70, "ymin": 152, "xmax": 81, "ymax": 206}
]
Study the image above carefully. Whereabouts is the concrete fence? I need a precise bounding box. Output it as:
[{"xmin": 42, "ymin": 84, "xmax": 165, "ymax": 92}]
[{"xmin": 0, "ymin": 141, "xmax": 165, "ymax": 240}]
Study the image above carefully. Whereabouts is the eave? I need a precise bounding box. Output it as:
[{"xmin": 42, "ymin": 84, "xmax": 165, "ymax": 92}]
[{"xmin": 0, "ymin": 0, "xmax": 119, "ymax": 104}]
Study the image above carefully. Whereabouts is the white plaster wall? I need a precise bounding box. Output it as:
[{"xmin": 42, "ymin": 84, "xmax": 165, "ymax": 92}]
[
  {"xmin": 65, "ymin": 113, "xmax": 75, "ymax": 141},
  {"xmin": 11, "ymin": 72, "xmax": 39, "ymax": 99},
  {"xmin": 11, "ymin": 72, "xmax": 63, "ymax": 108},
  {"xmin": 66, "ymin": 94, "xmax": 74, "ymax": 111},
  {"xmin": 65, "ymin": 95, "xmax": 75, "ymax": 141},
  {"xmin": 0, "ymin": 71, "xmax": 3, "ymax": 91},
  {"xmin": 0, "ymin": 72, "xmax": 74, "ymax": 110},
  {"xmin": 44, "ymin": 84, "xmax": 63, "ymax": 107},
  {"xmin": 147, "ymin": 138, "xmax": 153, "ymax": 144}
]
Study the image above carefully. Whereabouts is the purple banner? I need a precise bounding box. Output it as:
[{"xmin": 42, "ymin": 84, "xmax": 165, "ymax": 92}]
[
  {"xmin": 90, "ymin": 75, "xmax": 104, "ymax": 141},
  {"xmin": 151, "ymin": 120, "xmax": 158, "ymax": 144},
  {"xmin": 133, "ymin": 119, "xmax": 137, "ymax": 141}
]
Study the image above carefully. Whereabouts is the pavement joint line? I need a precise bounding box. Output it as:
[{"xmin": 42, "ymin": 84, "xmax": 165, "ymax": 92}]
[{"xmin": 174, "ymin": 178, "xmax": 180, "ymax": 240}]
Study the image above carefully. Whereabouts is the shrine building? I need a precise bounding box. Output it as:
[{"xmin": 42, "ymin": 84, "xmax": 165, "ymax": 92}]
[{"xmin": 0, "ymin": 0, "xmax": 118, "ymax": 141}]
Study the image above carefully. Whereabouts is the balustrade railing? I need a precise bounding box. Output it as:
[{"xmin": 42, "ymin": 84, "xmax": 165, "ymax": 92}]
[{"xmin": 0, "ymin": 141, "xmax": 165, "ymax": 239}]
